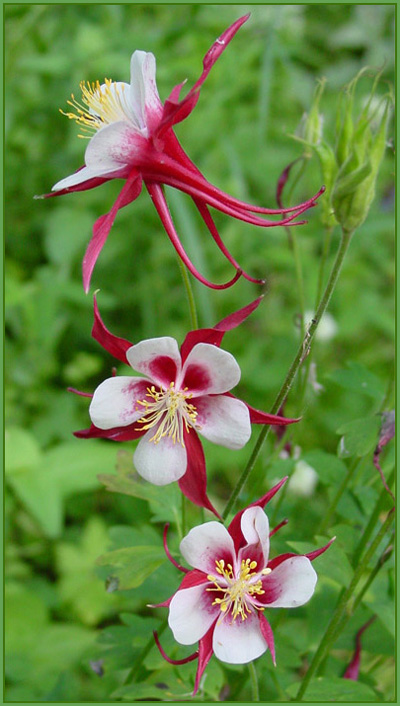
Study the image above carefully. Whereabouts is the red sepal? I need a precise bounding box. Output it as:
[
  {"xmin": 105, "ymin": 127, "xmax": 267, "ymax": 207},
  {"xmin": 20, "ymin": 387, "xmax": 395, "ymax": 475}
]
[
  {"xmin": 228, "ymin": 477, "xmax": 288, "ymax": 551},
  {"xmin": 74, "ymin": 423, "xmax": 145, "ymax": 442},
  {"xmin": 92, "ymin": 294, "xmax": 132, "ymax": 364},
  {"xmin": 153, "ymin": 631, "xmax": 199, "ymax": 666},
  {"xmin": 267, "ymin": 536, "xmax": 336, "ymax": 571},
  {"xmin": 193, "ymin": 623, "xmax": 215, "ymax": 695},
  {"xmin": 178, "ymin": 429, "xmax": 221, "ymax": 518},
  {"xmin": 258, "ymin": 612, "xmax": 276, "ymax": 665},
  {"xmin": 163, "ymin": 523, "xmax": 188, "ymax": 573},
  {"xmin": 180, "ymin": 296, "xmax": 263, "ymax": 362},
  {"xmin": 82, "ymin": 171, "xmax": 142, "ymax": 292}
]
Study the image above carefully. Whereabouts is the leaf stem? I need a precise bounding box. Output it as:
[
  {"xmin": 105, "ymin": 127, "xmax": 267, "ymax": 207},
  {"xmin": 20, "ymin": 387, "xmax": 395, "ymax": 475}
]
[
  {"xmin": 177, "ymin": 256, "xmax": 199, "ymax": 330},
  {"xmin": 248, "ymin": 661, "xmax": 260, "ymax": 701},
  {"xmin": 295, "ymin": 508, "xmax": 394, "ymax": 700},
  {"xmin": 222, "ymin": 227, "xmax": 354, "ymax": 521}
]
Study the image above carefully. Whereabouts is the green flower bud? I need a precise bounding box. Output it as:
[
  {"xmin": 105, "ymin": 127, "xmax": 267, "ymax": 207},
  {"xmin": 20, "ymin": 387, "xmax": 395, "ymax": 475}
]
[{"xmin": 332, "ymin": 73, "xmax": 391, "ymax": 233}]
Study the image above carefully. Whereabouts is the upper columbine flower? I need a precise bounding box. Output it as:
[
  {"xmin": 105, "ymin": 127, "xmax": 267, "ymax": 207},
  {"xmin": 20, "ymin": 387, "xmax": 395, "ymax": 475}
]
[
  {"xmin": 41, "ymin": 15, "xmax": 324, "ymax": 292},
  {"xmin": 74, "ymin": 296, "xmax": 298, "ymax": 515},
  {"xmin": 154, "ymin": 478, "xmax": 334, "ymax": 694}
]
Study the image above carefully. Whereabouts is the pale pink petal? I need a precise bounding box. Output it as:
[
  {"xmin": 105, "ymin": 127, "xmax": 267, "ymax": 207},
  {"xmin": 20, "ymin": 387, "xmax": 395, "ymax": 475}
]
[
  {"xmin": 133, "ymin": 429, "xmax": 187, "ymax": 485},
  {"xmin": 89, "ymin": 377, "xmax": 150, "ymax": 429},
  {"xmin": 180, "ymin": 343, "xmax": 241, "ymax": 395},
  {"xmin": 195, "ymin": 395, "xmax": 250, "ymax": 449},
  {"xmin": 213, "ymin": 610, "xmax": 267, "ymax": 664},
  {"xmin": 168, "ymin": 584, "xmax": 218, "ymax": 645},
  {"xmin": 129, "ymin": 51, "xmax": 163, "ymax": 132},
  {"xmin": 262, "ymin": 556, "xmax": 317, "ymax": 608},
  {"xmin": 126, "ymin": 337, "xmax": 182, "ymax": 387},
  {"xmin": 85, "ymin": 121, "xmax": 148, "ymax": 171},
  {"xmin": 238, "ymin": 507, "xmax": 270, "ymax": 569},
  {"xmin": 180, "ymin": 522, "xmax": 235, "ymax": 575}
]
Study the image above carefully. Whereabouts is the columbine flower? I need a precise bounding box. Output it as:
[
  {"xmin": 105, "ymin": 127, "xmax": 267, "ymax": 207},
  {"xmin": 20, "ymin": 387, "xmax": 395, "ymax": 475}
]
[
  {"xmin": 74, "ymin": 296, "xmax": 297, "ymax": 515},
  {"xmin": 154, "ymin": 478, "xmax": 334, "ymax": 694},
  {"xmin": 41, "ymin": 15, "xmax": 324, "ymax": 292}
]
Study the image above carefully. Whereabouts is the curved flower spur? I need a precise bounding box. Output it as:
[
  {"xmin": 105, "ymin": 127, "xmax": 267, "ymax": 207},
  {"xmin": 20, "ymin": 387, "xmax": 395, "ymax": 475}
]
[
  {"xmin": 41, "ymin": 15, "xmax": 324, "ymax": 292},
  {"xmin": 154, "ymin": 478, "xmax": 335, "ymax": 695},
  {"xmin": 74, "ymin": 296, "xmax": 298, "ymax": 516}
]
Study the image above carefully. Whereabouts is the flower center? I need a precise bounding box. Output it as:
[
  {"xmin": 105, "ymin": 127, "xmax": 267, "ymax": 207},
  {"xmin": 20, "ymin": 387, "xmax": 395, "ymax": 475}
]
[
  {"xmin": 135, "ymin": 382, "xmax": 199, "ymax": 446},
  {"xmin": 207, "ymin": 558, "xmax": 271, "ymax": 621},
  {"xmin": 60, "ymin": 78, "xmax": 133, "ymax": 138}
]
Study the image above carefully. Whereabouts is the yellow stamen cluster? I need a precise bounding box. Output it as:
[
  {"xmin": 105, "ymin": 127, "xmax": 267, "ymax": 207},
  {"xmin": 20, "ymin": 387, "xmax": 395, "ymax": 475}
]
[
  {"xmin": 60, "ymin": 78, "xmax": 129, "ymax": 138},
  {"xmin": 207, "ymin": 558, "xmax": 272, "ymax": 622},
  {"xmin": 135, "ymin": 382, "xmax": 198, "ymax": 446}
]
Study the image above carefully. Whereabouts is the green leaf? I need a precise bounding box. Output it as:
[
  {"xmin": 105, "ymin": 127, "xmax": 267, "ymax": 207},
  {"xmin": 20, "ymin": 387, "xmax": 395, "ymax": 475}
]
[
  {"xmin": 286, "ymin": 676, "xmax": 378, "ymax": 701},
  {"xmin": 337, "ymin": 416, "xmax": 381, "ymax": 458},
  {"xmin": 303, "ymin": 450, "xmax": 347, "ymax": 485},
  {"xmin": 97, "ymin": 545, "xmax": 165, "ymax": 590},
  {"xmin": 5, "ymin": 427, "xmax": 42, "ymax": 474},
  {"xmin": 328, "ymin": 361, "xmax": 385, "ymax": 400}
]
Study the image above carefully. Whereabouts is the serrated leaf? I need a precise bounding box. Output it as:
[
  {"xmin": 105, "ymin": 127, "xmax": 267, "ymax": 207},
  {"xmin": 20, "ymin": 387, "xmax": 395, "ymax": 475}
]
[
  {"xmin": 337, "ymin": 416, "xmax": 381, "ymax": 458},
  {"xmin": 97, "ymin": 545, "xmax": 165, "ymax": 590}
]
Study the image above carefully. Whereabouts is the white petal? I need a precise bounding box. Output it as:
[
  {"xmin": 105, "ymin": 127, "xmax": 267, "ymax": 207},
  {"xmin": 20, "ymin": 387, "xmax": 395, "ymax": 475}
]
[
  {"xmin": 180, "ymin": 522, "xmax": 235, "ymax": 575},
  {"xmin": 126, "ymin": 337, "xmax": 182, "ymax": 387},
  {"xmin": 89, "ymin": 376, "xmax": 150, "ymax": 429},
  {"xmin": 196, "ymin": 395, "xmax": 251, "ymax": 449},
  {"xmin": 133, "ymin": 429, "xmax": 187, "ymax": 485},
  {"xmin": 239, "ymin": 507, "xmax": 270, "ymax": 566},
  {"xmin": 213, "ymin": 611, "xmax": 267, "ymax": 664},
  {"xmin": 129, "ymin": 51, "xmax": 162, "ymax": 130},
  {"xmin": 85, "ymin": 121, "xmax": 146, "ymax": 170},
  {"xmin": 180, "ymin": 343, "xmax": 241, "ymax": 396},
  {"xmin": 264, "ymin": 556, "xmax": 317, "ymax": 608},
  {"xmin": 52, "ymin": 163, "xmax": 124, "ymax": 191},
  {"xmin": 168, "ymin": 584, "xmax": 218, "ymax": 645}
]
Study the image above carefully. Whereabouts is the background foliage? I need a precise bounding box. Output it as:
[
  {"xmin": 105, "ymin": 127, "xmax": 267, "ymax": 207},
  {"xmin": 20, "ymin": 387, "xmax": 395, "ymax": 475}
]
[{"xmin": 5, "ymin": 3, "xmax": 394, "ymax": 702}]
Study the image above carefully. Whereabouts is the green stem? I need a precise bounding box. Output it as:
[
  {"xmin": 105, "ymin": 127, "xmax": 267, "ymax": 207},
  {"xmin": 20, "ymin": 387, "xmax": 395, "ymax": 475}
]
[
  {"xmin": 181, "ymin": 493, "xmax": 187, "ymax": 538},
  {"xmin": 317, "ymin": 457, "xmax": 363, "ymax": 534},
  {"xmin": 124, "ymin": 617, "xmax": 168, "ymax": 684},
  {"xmin": 352, "ymin": 468, "xmax": 394, "ymax": 562},
  {"xmin": 177, "ymin": 256, "xmax": 198, "ymax": 330},
  {"xmin": 222, "ymin": 227, "xmax": 354, "ymax": 521},
  {"xmin": 296, "ymin": 508, "xmax": 394, "ymax": 701},
  {"xmin": 248, "ymin": 661, "xmax": 260, "ymax": 702}
]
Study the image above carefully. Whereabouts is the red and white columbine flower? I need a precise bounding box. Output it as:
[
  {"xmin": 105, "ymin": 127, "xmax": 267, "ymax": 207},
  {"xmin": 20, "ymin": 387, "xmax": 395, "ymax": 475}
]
[
  {"xmin": 75, "ymin": 297, "xmax": 297, "ymax": 516},
  {"xmin": 155, "ymin": 478, "xmax": 334, "ymax": 694},
  {"xmin": 42, "ymin": 15, "xmax": 324, "ymax": 292}
]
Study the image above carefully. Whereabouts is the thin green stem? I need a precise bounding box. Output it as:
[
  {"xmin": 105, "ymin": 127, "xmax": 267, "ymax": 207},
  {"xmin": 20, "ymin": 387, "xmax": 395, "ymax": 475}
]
[
  {"xmin": 181, "ymin": 493, "xmax": 187, "ymax": 538},
  {"xmin": 296, "ymin": 508, "xmax": 394, "ymax": 701},
  {"xmin": 352, "ymin": 468, "xmax": 394, "ymax": 562},
  {"xmin": 248, "ymin": 661, "xmax": 260, "ymax": 702},
  {"xmin": 124, "ymin": 617, "xmax": 168, "ymax": 684},
  {"xmin": 222, "ymin": 227, "xmax": 354, "ymax": 521},
  {"xmin": 314, "ymin": 226, "xmax": 334, "ymax": 307},
  {"xmin": 177, "ymin": 256, "xmax": 198, "ymax": 330},
  {"xmin": 317, "ymin": 457, "xmax": 364, "ymax": 534}
]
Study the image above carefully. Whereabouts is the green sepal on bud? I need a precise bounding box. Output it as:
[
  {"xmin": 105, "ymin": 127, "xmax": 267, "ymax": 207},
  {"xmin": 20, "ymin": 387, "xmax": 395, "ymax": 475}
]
[{"xmin": 332, "ymin": 71, "xmax": 392, "ymax": 233}]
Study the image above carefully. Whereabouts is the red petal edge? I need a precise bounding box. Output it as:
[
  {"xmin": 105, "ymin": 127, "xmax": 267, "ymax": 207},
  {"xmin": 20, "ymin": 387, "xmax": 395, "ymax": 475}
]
[{"xmin": 178, "ymin": 428, "xmax": 221, "ymax": 518}]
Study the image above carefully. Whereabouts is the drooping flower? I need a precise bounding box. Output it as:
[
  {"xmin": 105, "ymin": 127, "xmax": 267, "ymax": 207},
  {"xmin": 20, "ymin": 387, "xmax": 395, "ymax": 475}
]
[
  {"xmin": 74, "ymin": 296, "xmax": 297, "ymax": 515},
  {"xmin": 154, "ymin": 478, "xmax": 334, "ymax": 694},
  {"xmin": 41, "ymin": 15, "xmax": 324, "ymax": 292}
]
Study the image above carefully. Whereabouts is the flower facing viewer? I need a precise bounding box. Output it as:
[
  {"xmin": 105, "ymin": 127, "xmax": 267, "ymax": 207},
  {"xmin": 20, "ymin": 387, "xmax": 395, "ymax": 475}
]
[
  {"xmin": 155, "ymin": 479, "xmax": 334, "ymax": 693},
  {"xmin": 75, "ymin": 296, "xmax": 297, "ymax": 515},
  {"xmin": 42, "ymin": 15, "xmax": 324, "ymax": 292}
]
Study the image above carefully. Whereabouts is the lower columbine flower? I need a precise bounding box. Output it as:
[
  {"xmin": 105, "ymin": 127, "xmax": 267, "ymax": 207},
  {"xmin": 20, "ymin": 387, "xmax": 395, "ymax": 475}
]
[
  {"xmin": 74, "ymin": 297, "xmax": 297, "ymax": 515},
  {"xmin": 154, "ymin": 478, "xmax": 334, "ymax": 693}
]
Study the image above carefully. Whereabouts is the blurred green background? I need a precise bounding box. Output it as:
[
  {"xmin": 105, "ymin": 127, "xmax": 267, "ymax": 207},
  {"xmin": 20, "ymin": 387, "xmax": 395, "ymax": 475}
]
[{"xmin": 5, "ymin": 4, "xmax": 394, "ymax": 702}]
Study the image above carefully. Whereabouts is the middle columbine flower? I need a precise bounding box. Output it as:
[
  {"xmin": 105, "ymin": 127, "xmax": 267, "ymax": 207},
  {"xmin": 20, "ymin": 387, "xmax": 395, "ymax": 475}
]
[
  {"xmin": 89, "ymin": 335, "xmax": 250, "ymax": 485},
  {"xmin": 75, "ymin": 295, "xmax": 297, "ymax": 515}
]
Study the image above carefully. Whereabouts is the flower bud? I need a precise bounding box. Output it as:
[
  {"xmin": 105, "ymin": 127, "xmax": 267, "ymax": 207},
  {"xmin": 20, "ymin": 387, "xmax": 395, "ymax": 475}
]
[{"xmin": 332, "ymin": 73, "xmax": 392, "ymax": 233}]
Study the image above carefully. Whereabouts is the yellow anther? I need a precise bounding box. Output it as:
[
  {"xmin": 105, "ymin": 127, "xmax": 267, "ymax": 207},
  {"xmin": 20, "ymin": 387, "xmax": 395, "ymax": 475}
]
[
  {"xmin": 134, "ymin": 381, "xmax": 199, "ymax": 446},
  {"xmin": 261, "ymin": 567, "xmax": 272, "ymax": 575}
]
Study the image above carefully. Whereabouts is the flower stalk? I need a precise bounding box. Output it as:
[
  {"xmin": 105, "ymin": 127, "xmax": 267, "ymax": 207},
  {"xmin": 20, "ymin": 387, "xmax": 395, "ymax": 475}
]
[
  {"xmin": 223, "ymin": 226, "xmax": 354, "ymax": 520},
  {"xmin": 296, "ymin": 508, "xmax": 394, "ymax": 700}
]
